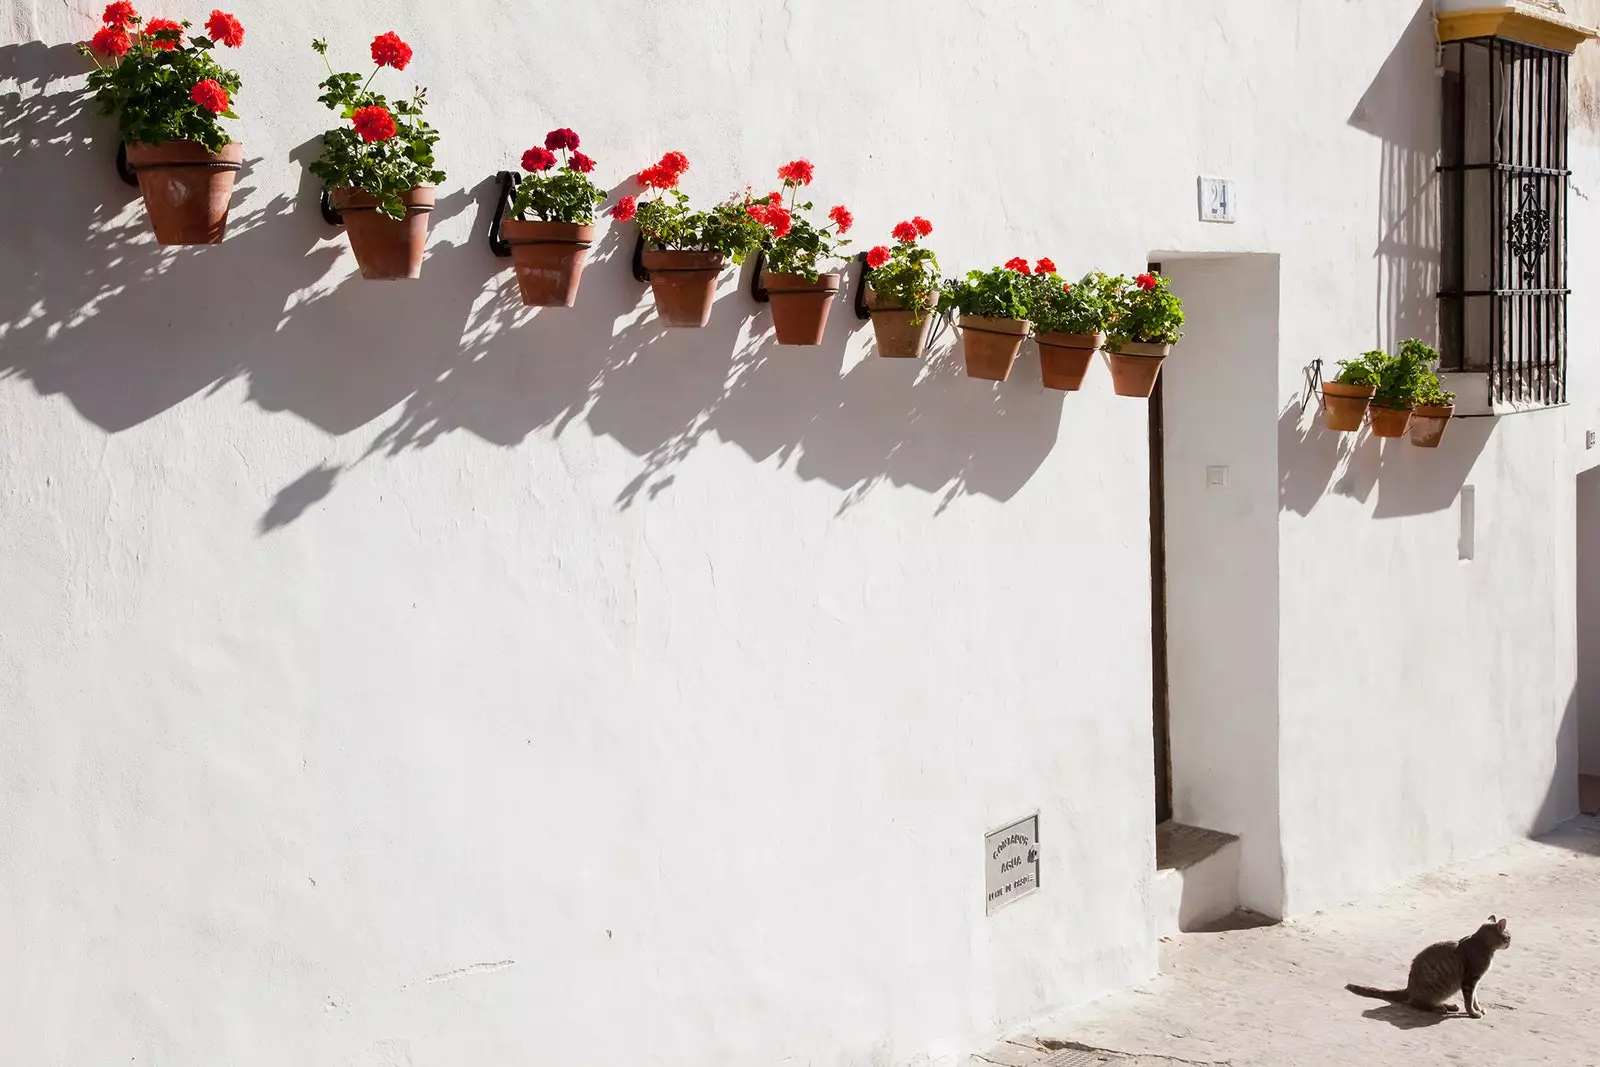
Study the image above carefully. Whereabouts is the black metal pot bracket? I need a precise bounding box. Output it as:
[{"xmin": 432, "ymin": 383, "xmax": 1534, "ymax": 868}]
[
  {"xmin": 631, "ymin": 233, "xmax": 650, "ymax": 283},
  {"xmin": 487, "ymin": 171, "xmax": 520, "ymax": 258},
  {"xmin": 319, "ymin": 187, "xmax": 343, "ymax": 227},
  {"xmin": 115, "ymin": 143, "xmax": 138, "ymax": 187},
  {"xmin": 853, "ymin": 251, "xmax": 871, "ymax": 321},
  {"xmin": 750, "ymin": 247, "xmax": 770, "ymax": 303},
  {"xmin": 1301, "ymin": 358, "xmax": 1326, "ymax": 413}
]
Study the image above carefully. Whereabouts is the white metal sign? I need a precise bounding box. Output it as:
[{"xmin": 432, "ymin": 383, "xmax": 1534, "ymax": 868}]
[{"xmin": 985, "ymin": 814, "xmax": 1040, "ymax": 914}]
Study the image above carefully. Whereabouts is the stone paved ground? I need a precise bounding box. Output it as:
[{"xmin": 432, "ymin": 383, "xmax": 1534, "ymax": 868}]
[{"xmin": 966, "ymin": 815, "xmax": 1600, "ymax": 1067}]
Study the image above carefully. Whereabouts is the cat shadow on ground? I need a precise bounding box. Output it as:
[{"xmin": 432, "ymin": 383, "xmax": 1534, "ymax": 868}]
[{"xmin": 1359, "ymin": 1003, "xmax": 1460, "ymax": 1029}]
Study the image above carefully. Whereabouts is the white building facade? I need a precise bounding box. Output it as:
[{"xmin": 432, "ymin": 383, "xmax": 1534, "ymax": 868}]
[{"xmin": 2, "ymin": 2, "xmax": 1598, "ymax": 1064}]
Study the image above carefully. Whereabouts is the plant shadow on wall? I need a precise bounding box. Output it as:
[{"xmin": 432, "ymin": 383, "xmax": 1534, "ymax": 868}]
[
  {"xmin": 0, "ymin": 46, "xmax": 477, "ymax": 452},
  {"xmin": 1348, "ymin": 0, "xmax": 1440, "ymax": 355},
  {"xmin": 1278, "ymin": 397, "xmax": 1494, "ymax": 518},
  {"xmin": 355, "ymin": 210, "xmax": 1066, "ymax": 518}
]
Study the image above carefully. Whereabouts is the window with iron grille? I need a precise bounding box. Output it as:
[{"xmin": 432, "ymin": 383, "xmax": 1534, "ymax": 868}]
[{"xmin": 1439, "ymin": 36, "xmax": 1568, "ymax": 405}]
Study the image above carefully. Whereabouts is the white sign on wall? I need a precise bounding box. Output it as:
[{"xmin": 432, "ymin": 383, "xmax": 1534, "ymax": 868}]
[
  {"xmin": 985, "ymin": 814, "xmax": 1040, "ymax": 914},
  {"xmin": 1198, "ymin": 175, "xmax": 1237, "ymax": 223}
]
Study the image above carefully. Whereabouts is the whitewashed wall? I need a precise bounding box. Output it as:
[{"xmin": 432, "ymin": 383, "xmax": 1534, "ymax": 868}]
[{"xmin": 0, "ymin": 1, "xmax": 1593, "ymax": 1064}]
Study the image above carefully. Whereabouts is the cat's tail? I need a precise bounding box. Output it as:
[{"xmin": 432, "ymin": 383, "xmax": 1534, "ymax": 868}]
[{"xmin": 1345, "ymin": 983, "xmax": 1408, "ymax": 1002}]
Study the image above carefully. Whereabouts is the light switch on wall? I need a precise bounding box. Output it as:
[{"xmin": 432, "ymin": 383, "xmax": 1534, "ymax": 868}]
[{"xmin": 1206, "ymin": 465, "xmax": 1230, "ymax": 488}]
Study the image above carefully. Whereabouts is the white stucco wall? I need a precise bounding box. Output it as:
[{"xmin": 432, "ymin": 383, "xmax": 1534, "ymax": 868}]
[
  {"xmin": 1581, "ymin": 469, "xmax": 1600, "ymax": 775},
  {"xmin": 0, "ymin": 1, "xmax": 1591, "ymax": 1064},
  {"xmin": 1160, "ymin": 255, "xmax": 1284, "ymax": 918}
]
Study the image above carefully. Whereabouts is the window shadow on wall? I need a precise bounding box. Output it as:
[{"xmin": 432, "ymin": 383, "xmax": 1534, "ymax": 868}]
[
  {"xmin": 1346, "ymin": 0, "xmax": 1440, "ymax": 354},
  {"xmin": 1, "ymin": 41, "xmax": 1065, "ymax": 529}
]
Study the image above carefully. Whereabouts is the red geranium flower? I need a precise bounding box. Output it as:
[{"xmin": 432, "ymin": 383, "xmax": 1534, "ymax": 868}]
[
  {"xmin": 659, "ymin": 150, "xmax": 689, "ymax": 176},
  {"xmin": 370, "ymin": 31, "xmax": 412, "ymax": 70},
  {"xmin": 190, "ymin": 78, "xmax": 230, "ymax": 114},
  {"xmin": 766, "ymin": 206, "xmax": 794, "ymax": 239},
  {"xmin": 866, "ymin": 245, "xmax": 891, "ymax": 269},
  {"xmin": 144, "ymin": 18, "xmax": 182, "ymax": 49},
  {"xmin": 767, "ymin": 191, "xmax": 783, "ymax": 206},
  {"xmin": 639, "ymin": 163, "xmax": 678, "ymax": 190},
  {"xmin": 352, "ymin": 104, "xmax": 397, "ymax": 143},
  {"xmin": 1062, "ymin": 282, "xmax": 1073, "ymax": 293},
  {"xmin": 912, "ymin": 216, "xmax": 933, "ymax": 237},
  {"xmin": 522, "ymin": 146, "xmax": 557, "ymax": 172},
  {"xmin": 891, "ymin": 220, "xmax": 919, "ymax": 243},
  {"xmin": 545, "ymin": 127, "xmax": 580, "ymax": 152},
  {"xmin": 568, "ymin": 151, "xmax": 596, "ymax": 174},
  {"xmin": 1135, "ymin": 273, "xmax": 1158, "ymax": 290},
  {"xmin": 611, "ymin": 195, "xmax": 638, "ymax": 222},
  {"xmin": 776, "ymin": 158, "xmax": 814, "ymax": 186},
  {"xmin": 91, "ymin": 25, "xmax": 131, "ymax": 56},
  {"xmin": 828, "ymin": 204, "xmax": 853, "ymax": 233},
  {"xmin": 745, "ymin": 203, "xmax": 768, "ymax": 224},
  {"xmin": 1035, "ymin": 258, "xmax": 1057, "ymax": 274},
  {"xmin": 1004, "ymin": 257, "xmax": 1032, "ymax": 274},
  {"xmin": 205, "ymin": 10, "xmax": 244, "ymax": 47},
  {"xmin": 101, "ymin": 2, "xmax": 138, "ymax": 29}
]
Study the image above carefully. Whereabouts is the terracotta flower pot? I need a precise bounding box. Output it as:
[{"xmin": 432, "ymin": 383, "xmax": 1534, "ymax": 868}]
[
  {"xmin": 765, "ymin": 271, "xmax": 842, "ymax": 346},
  {"xmin": 865, "ymin": 289, "xmax": 938, "ymax": 358},
  {"xmin": 124, "ymin": 140, "xmax": 244, "ymax": 246},
  {"xmin": 1321, "ymin": 382, "xmax": 1377, "ymax": 432},
  {"xmin": 1368, "ymin": 403, "xmax": 1413, "ymax": 438},
  {"xmin": 502, "ymin": 219, "xmax": 596, "ymax": 307},
  {"xmin": 1107, "ymin": 341, "xmax": 1171, "ymax": 398},
  {"xmin": 332, "ymin": 186, "xmax": 435, "ymax": 280},
  {"xmin": 1409, "ymin": 404, "xmax": 1455, "ymax": 448},
  {"xmin": 642, "ymin": 249, "xmax": 726, "ymax": 327},
  {"xmin": 958, "ymin": 314, "xmax": 1030, "ymax": 381},
  {"xmin": 1034, "ymin": 331, "xmax": 1104, "ymax": 391}
]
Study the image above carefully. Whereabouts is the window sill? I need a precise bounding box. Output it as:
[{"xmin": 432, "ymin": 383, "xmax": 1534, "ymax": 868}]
[{"xmin": 1440, "ymin": 371, "xmax": 1567, "ymax": 417}]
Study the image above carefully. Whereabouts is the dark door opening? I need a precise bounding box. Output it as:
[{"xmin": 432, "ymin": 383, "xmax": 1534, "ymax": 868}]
[{"xmin": 1149, "ymin": 262, "xmax": 1172, "ymax": 826}]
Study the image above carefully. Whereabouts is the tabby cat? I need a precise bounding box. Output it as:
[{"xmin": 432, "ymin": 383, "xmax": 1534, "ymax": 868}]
[{"xmin": 1346, "ymin": 915, "xmax": 1511, "ymax": 1017}]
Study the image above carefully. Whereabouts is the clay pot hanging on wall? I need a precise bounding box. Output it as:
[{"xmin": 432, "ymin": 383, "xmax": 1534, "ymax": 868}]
[
  {"xmin": 765, "ymin": 271, "xmax": 842, "ymax": 346},
  {"xmin": 865, "ymin": 290, "xmax": 937, "ymax": 358},
  {"xmin": 1321, "ymin": 382, "xmax": 1377, "ymax": 432},
  {"xmin": 332, "ymin": 186, "xmax": 436, "ymax": 280},
  {"xmin": 958, "ymin": 314, "xmax": 1030, "ymax": 381},
  {"xmin": 1368, "ymin": 404, "xmax": 1412, "ymax": 439},
  {"xmin": 1107, "ymin": 342, "xmax": 1171, "ymax": 398},
  {"xmin": 502, "ymin": 220, "xmax": 596, "ymax": 307},
  {"xmin": 642, "ymin": 249, "xmax": 725, "ymax": 327},
  {"xmin": 1409, "ymin": 403, "xmax": 1455, "ymax": 448},
  {"xmin": 1034, "ymin": 331, "xmax": 1103, "ymax": 391},
  {"xmin": 124, "ymin": 140, "xmax": 244, "ymax": 246}
]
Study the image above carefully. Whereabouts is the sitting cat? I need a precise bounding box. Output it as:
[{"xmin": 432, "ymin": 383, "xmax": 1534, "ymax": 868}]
[{"xmin": 1346, "ymin": 915, "xmax": 1511, "ymax": 1018}]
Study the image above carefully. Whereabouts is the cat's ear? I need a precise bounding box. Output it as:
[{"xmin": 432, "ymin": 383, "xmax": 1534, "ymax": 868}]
[
  {"xmin": 1497, "ymin": 917, "xmax": 1507, "ymax": 930},
  {"xmin": 1487, "ymin": 914, "xmax": 1497, "ymax": 923}
]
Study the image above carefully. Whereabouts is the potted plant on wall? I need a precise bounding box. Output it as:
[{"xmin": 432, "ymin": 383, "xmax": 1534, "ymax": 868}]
[
  {"xmin": 861, "ymin": 216, "xmax": 939, "ymax": 358},
  {"xmin": 745, "ymin": 160, "xmax": 853, "ymax": 346},
  {"xmin": 1406, "ymin": 344, "xmax": 1456, "ymax": 448},
  {"xmin": 1106, "ymin": 272, "xmax": 1184, "ymax": 398},
  {"xmin": 939, "ymin": 258, "xmax": 1035, "ymax": 381},
  {"xmin": 81, "ymin": 5, "xmax": 247, "ymax": 245},
  {"xmin": 501, "ymin": 129, "xmax": 607, "ymax": 307},
  {"xmin": 1368, "ymin": 338, "xmax": 1433, "ymax": 439},
  {"xmin": 613, "ymin": 151, "xmax": 766, "ymax": 327},
  {"xmin": 1322, "ymin": 351, "xmax": 1384, "ymax": 432},
  {"xmin": 309, "ymin": 32, "xmax": 445, "ymax": 280},
  {"xmin": 1028, "ymin": 267, "xmax": 1126, "ymax": 391}
]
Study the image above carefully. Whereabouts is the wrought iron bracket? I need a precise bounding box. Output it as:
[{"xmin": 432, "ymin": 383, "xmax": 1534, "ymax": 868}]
[
  {"xmin": 319, "ymin": 187, "xmax": 343, "ymax": 227},
  {"xmin": 115, "ymin": 143, "xmax": 138, "ymax": 187},
  {"xmin": 487, "ymin": 171, "xmax": 520, "ymax": 257},
  {"xmin": 750, "ymin": 248, "xmax": 770, "ymax": 303},
  {"xmin": 631, "ymin": 234, "xmax": 651, "ymax": 283},
  {"xmin": 853, "ymin": 252, "xmax": 872, "ymax": 321},
  {"xmin": 1301, "ymin": 358, "xmax": 1326, "ymax": 414}
]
